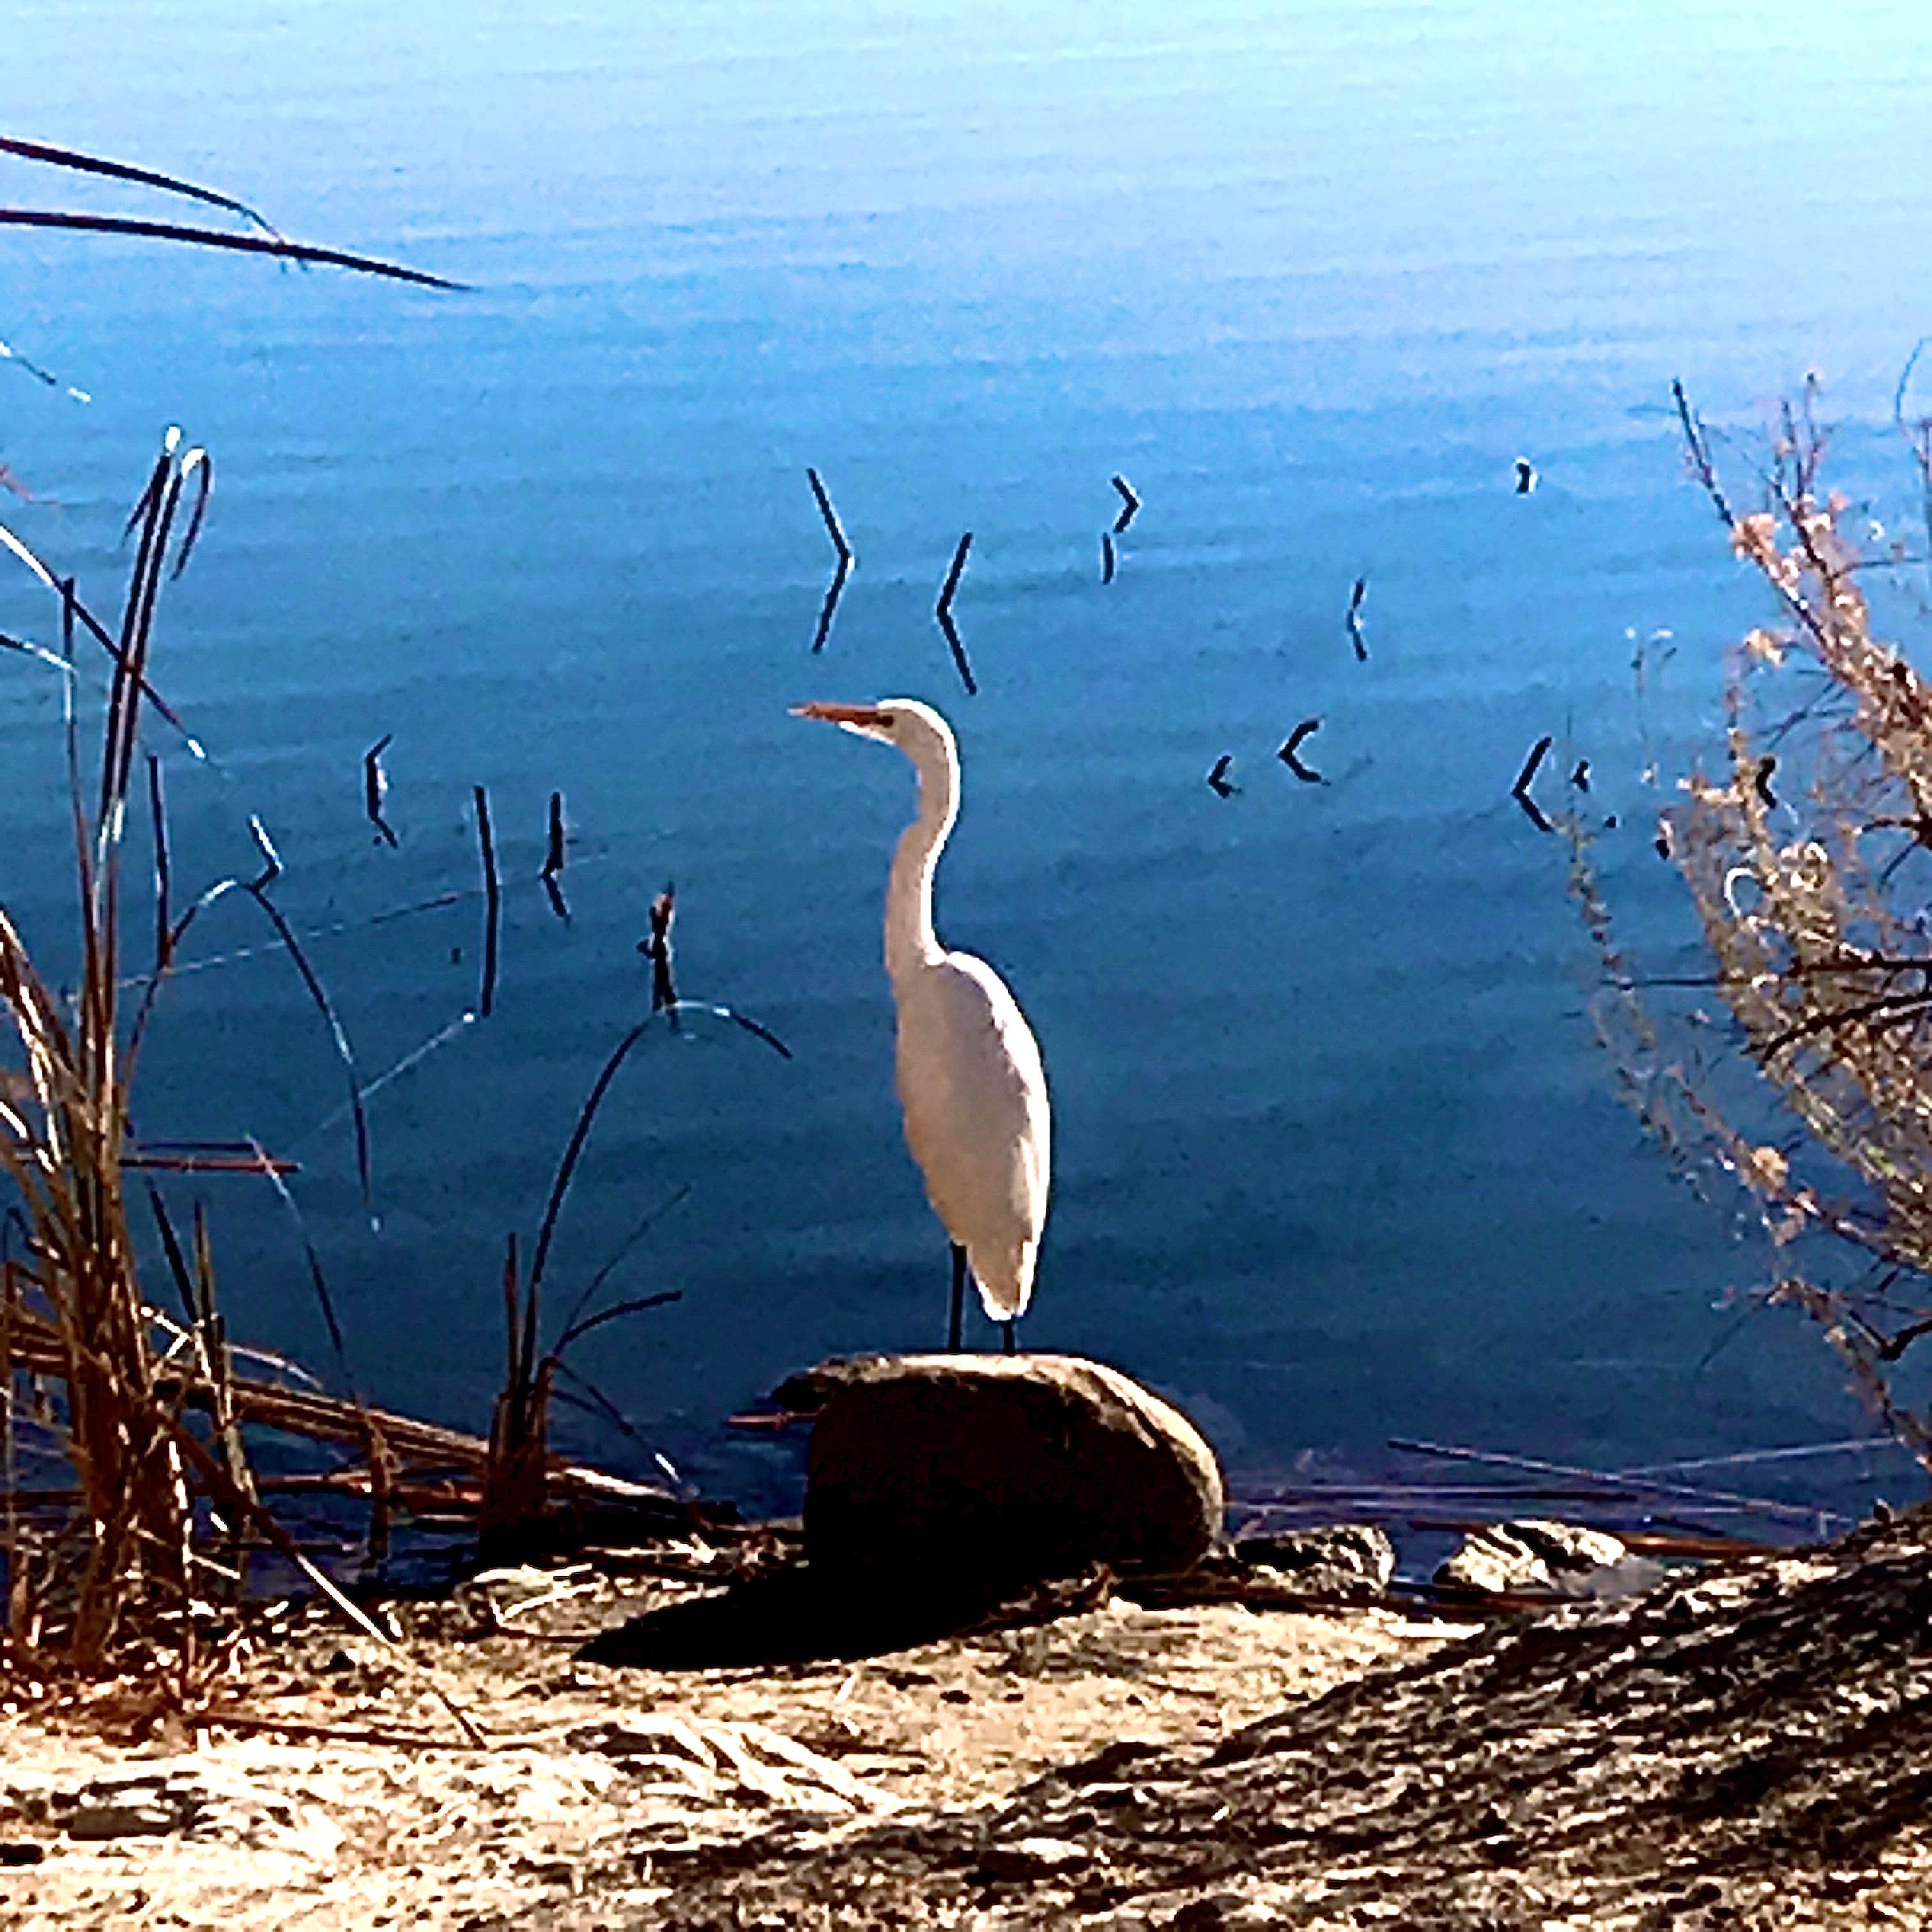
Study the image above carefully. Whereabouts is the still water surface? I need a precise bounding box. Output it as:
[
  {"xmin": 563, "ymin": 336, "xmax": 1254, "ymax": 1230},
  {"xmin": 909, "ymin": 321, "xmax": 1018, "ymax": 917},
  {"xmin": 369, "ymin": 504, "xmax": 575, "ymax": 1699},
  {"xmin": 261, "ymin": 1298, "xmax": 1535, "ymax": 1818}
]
[{"xmin": 6, "ymin": 2, "xmax": 1932, "ymax": 1517}]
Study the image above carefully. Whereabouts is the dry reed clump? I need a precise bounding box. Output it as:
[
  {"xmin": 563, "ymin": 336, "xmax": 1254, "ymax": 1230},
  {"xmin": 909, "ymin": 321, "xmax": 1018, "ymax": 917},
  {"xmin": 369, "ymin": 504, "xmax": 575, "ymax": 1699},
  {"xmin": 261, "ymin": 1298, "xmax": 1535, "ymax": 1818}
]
[
  {"xmin": 1583, "ymin": 381, "xmax": 1932, "ymax": 1469},
  {"xmin": 0, "ymin": 441, "xmax": 493, "ymax": 1726},
  {"xmin": 0, "ymin": 434, "xmax": 224, "ymax": 1676}
]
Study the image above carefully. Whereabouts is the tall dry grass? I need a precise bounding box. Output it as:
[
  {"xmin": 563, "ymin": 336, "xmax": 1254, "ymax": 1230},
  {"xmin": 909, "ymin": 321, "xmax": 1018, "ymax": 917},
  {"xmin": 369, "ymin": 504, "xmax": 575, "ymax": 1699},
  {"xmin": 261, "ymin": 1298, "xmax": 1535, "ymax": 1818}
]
[{"xmin": 0, "ymin": 434, "xmax": 213, "ymax": 1667}]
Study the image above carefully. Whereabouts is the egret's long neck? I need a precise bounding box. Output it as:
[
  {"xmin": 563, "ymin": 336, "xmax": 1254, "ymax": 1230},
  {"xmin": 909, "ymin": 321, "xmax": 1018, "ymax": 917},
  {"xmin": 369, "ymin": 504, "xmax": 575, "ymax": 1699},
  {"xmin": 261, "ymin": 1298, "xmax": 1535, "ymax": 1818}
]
[{"xmin": 884, "ymin": 739, "xmax": 958, "ymax": 984}]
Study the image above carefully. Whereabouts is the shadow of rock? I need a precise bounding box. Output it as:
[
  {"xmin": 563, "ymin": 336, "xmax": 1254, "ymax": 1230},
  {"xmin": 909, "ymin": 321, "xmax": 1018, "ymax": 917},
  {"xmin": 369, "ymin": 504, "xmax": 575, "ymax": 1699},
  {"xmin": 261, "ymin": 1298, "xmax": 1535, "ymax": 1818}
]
[{"xmin": 578, "ymin": 1569, "xmax": 985, "ymax": 1671}]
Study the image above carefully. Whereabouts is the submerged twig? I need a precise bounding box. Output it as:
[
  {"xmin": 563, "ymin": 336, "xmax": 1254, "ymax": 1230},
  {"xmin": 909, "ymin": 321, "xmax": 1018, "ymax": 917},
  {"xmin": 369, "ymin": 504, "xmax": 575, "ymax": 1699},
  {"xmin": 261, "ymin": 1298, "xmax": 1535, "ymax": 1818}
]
[
  {"xmin": 805, "ymin": 468, "xmax": 854, "ymax": 566},
  {"xmin": 1346, "ymin": 576, "xmax": 1368, "ymax": 662},
  {"xmin": 533, "ymin": 790, "xmax": 565, "ymax": 919},
  {"xmin": 246, "ymin": 815, "xmax": 281, "ymax": 891},
  {"xmin": 1513, "ymin": 734, "xmax": 1555, "ymax": 833},
  {"xmin": 0, "ymin": 334, "xmax": 89, "ymax": 402},
  {"xmin": 364, "ymin": 735, "xmax": 397, "ymax": 848},
  {"xmin": 811, "ymin": 552, "xmax": 852, "ymax": 655},
  {"xmin": 1513, "ymin": 734, "xmax": 1552, "ymax": 797},
  {"xmin": 473, "ymin": 785, "xmax": 500, "ymax": 1018},
  {"xmin": 536, "ymin": 790, "xmax": 569, "ymax": 919},
  {"xmin": 935, "ymin": 533, "xmax": 977, "ymax": 695},
  {"xmin": 804, "ymin": 469, "xmax": 856, "ymax": 654},
  {"xmin": 639, "ymin": 884, "xmax": 678, "ymax": 1021},
  {"xmin": 1278, "ymin": 717, "xmax": 1323, "ymax": 784}
]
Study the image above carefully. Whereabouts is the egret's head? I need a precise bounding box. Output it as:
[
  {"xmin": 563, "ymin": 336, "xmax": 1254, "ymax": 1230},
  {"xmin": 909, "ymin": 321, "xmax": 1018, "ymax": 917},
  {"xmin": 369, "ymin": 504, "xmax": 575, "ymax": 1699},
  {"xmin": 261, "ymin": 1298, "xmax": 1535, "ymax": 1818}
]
[{"xmin": 792, "ymin": 698, "xmax": 955, "ymax": 766}]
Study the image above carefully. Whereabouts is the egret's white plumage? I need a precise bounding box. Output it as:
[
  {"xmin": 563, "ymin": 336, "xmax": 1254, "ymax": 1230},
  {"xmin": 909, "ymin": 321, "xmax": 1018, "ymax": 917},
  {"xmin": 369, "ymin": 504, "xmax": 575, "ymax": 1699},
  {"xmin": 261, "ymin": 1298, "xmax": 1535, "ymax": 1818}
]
[{"xmin": 793, "ymin": 698, "xmax": 1050, "ymax": 1340}]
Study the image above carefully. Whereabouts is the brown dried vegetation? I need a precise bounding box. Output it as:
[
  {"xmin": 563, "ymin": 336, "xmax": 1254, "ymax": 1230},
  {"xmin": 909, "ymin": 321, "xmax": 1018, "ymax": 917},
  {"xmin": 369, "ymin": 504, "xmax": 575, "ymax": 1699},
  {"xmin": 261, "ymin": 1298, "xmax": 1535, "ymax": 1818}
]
[
  {"xmin": 1583, "ymin": 379, "xmax": 1932, "ymax": 1469},
  {"xmin": 1, "ymin": 437, "xmax": 215, "ymax": 1675}
]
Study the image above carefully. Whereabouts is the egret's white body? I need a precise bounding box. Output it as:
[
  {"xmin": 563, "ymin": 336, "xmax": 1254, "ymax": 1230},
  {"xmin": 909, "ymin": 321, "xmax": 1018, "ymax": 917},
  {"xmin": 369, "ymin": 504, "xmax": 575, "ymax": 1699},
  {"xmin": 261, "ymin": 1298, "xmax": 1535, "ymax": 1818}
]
[{"xmin": 795, "ymin": 699, "xmax": 1050, "ymax": 1339}]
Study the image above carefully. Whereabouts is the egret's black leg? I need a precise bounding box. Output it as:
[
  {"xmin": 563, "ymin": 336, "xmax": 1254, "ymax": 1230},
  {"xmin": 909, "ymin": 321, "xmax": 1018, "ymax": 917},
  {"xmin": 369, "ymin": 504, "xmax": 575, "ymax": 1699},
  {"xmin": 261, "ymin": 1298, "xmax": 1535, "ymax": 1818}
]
[
  {"xmin": 948, "ymin": 1243, "xmax": 967, "ymax": 1352},
  {"xmin": 1002, "ymin": 1319, "xmax": 1016, "ymax": 1356}
]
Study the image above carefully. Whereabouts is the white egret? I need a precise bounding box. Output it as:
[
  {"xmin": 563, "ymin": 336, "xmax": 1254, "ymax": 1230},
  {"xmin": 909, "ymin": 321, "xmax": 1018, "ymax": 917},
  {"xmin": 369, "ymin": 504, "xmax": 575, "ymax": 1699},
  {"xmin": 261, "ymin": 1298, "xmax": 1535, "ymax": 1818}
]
[{"xmin": 793, "ymin": 699, "xmax": 1050, "ymax": 1352}]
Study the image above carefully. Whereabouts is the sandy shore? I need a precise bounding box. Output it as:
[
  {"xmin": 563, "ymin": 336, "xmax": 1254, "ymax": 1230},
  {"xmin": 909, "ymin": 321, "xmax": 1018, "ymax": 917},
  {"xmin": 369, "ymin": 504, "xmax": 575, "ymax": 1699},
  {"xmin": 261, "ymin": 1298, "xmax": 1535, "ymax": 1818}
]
[{"xmin": 0, "ymin": 1563, "xmax": 1462, "ymax": 1929}]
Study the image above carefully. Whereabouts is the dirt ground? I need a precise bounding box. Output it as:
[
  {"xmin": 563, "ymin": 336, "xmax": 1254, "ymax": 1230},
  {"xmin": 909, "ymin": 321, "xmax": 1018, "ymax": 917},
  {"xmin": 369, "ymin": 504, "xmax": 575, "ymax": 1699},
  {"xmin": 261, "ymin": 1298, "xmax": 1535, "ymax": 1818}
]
[
  {"xmin": 10, "ymin": 1507, "xmax": 1932, "ymax": 1930},
  {"xmin": 0, "ymin": 1561, "xmax": 1462, "ymax": 1930},
  {"xmin": 624, "ymin": 1510, "xmax": 1932, "ymax": 1931}
]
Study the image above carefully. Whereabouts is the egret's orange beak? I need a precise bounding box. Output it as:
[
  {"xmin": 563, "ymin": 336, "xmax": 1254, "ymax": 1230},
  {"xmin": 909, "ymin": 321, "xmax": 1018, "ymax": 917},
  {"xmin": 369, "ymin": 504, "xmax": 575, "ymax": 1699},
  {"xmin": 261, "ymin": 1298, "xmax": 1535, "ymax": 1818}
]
[{"xmin": 792, "ymin": 702, "xmax": 887, "ymax": 728}]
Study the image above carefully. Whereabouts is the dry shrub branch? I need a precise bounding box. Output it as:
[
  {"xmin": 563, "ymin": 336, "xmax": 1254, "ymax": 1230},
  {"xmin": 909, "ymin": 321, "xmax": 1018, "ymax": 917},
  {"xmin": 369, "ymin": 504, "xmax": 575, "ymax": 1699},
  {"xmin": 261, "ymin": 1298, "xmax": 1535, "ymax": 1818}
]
[{"xmin": 1584, "ymin": 381, "xmax": 1932, "ymax": 1471}]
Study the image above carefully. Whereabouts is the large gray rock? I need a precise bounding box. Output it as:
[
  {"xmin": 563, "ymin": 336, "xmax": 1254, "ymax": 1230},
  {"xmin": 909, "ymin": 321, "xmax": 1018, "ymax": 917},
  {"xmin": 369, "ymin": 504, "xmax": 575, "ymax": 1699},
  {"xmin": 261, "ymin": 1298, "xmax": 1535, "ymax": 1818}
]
[{"xmin": 775, "ymin": 1353, "xmax": 1225, "ymax": 1601}]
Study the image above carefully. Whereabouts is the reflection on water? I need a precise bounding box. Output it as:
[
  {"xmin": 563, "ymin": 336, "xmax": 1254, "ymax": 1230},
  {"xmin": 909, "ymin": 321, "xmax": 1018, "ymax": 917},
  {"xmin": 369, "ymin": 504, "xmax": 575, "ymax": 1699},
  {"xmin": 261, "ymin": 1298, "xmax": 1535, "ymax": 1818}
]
[{"xmin": 6, "ymin": 1, "xmax": 1932, "ymax": 1519}]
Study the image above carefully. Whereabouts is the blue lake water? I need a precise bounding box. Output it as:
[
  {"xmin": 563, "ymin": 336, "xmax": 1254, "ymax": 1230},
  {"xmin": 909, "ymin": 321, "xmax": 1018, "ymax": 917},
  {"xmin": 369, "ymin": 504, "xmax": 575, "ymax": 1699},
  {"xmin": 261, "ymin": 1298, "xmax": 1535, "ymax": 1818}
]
[{"xmin": 6, "ymin": 1, "xmax": 1932, "ymax": 1521}]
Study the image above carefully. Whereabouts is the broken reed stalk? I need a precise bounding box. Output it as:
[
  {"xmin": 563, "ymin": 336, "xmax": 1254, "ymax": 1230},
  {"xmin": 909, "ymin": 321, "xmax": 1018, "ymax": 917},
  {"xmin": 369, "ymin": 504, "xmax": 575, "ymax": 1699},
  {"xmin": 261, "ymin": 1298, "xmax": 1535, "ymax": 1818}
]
[
  {"xmin": 146, "ymin": 754, "xmax": 170, "ymax": 974},
  {"xmin": 935, "ymin": 533, "xmax": 977, "ymax": 695},
  {"xmin": 364, "ymin": 735, "xmax": 397, "ymax": 848},
  {"xmin": 481, "ymin": 1040, "xmax": 694, "ymax": 1554},
  {"xmin": 805, "ymin": 467, "xmax": 854, "ymax": 565},
  {"xmin": 643, "ymin": 884, "xmax": 677, "ymax": 1019},
  {"xmin": 540, "ymin": 791, "xmax": 569, "ymax": 921},
  {"xmin": 0, "ymin": 134, "xmax": 285, "ymax": 239},
  {"xmin": 811, "ymin": 552, "xmax": 852, "ymax": 655},
  {"xmin": 805, "ymin": 470, "xmax": 856, "ymax": 654},
  {"xmin": 0, "ymin": 433, "xmax": 206, "ymax": 1667},
  {"xmin": 0, "ymin": 210, "xmax": 461, "ymax": 289},
  {"xmin": 1579, "ymin": 383, "xmax": 1932, "ymax": 1473},
  {"xmin": 480, "ymin": 1232, "xmax": 553, "ymax": 1556},
  {"xmin": 472, "ymin": 784, "xmax": 500, "ymax": 1017},
  {"xmin": 475, "ymin": 910, "xmax": 792, "ymax": 1549}
]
